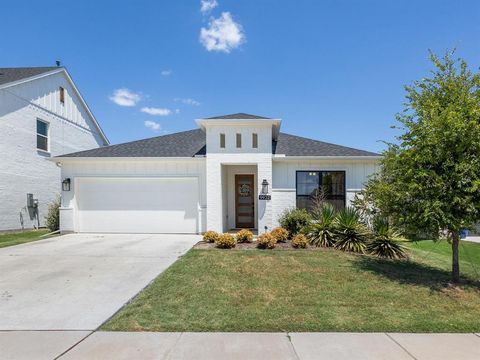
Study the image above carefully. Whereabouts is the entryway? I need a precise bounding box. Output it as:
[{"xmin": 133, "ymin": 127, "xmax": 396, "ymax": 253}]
[
  {"xmin": 220, "ymin": 165, "xmax": 258, "ymax": 232},
  {"xmin": 235, "ymin": 174, "xmax": 255, "ymax": 228}
]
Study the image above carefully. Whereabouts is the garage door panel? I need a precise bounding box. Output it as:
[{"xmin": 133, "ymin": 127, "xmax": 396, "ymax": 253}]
[{"xmin": 76, "ymin": 177, "xmax": 198, "ymax": 233}]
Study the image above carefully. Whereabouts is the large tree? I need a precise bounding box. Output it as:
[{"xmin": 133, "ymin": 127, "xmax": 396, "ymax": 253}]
[{"xmin": 362, "ymin": 51, "xmax": 480, "ymax": 282}]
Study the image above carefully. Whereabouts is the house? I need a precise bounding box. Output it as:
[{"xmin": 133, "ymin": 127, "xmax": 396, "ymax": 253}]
[
  {"xmin": 0, "ymin": 67, "xmax": 108, "ymax": 231},
  {"xmin": 53, "ymin": 113, "xmax": 380, "ymax": 234}
]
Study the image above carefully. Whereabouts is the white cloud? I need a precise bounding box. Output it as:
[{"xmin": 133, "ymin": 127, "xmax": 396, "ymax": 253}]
[
  {"xmin": 144, "ymin": 120, "xmax": 161, "ymax": 132},
  {"xmin": 200, "ymin": 0, "xmax": 218, "ymax": 14},
  {"xmin": 161, "ymin": 69, "xmax": 172, "ymax": 76},
  {"xmin": 109, "ymin": 88, "xmax": 141, "ymax": 107},
  {"xmin": 200, "ymin": 12, "xmax": 245, "ymax": 53},
  {"xmin": 141, "ymin": 107, "xmax": 172, "ymax": 116},
  {"xmin": 174, "ymin": 97, "xmax": 201, "ymax": 106}
]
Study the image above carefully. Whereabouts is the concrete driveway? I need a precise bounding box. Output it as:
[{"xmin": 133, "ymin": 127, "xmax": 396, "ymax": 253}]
[{"xmin": 0, "ymin": 233, "xmax": 199, "ymax": 330}]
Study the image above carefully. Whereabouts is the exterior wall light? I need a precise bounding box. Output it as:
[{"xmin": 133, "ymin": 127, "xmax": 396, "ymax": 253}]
[
  {"xmin": 261, "ymin": 179, "xmax": 269, "ymax": 194},
  {"xmin": 62, "ymin": 178, "xmax": 71, "ymax": 191}
]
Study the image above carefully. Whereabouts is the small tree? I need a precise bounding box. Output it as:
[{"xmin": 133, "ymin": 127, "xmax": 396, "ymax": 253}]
[
  {"xmin": 362, "ymin": 50, "xmax": 480, "ymax": 283},
  {"xmin": 45, "ymin": 197, "xmax": 61, "ymax": 232}
]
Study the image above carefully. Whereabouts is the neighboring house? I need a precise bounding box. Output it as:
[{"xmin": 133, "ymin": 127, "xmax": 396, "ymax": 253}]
[
  {"xmin": 0, "ymin": 67, "xmax": 108, "ymax": 231},
  {"xmin": 54, "ymin": 113, "xmax": 380, "ymax": 234}
]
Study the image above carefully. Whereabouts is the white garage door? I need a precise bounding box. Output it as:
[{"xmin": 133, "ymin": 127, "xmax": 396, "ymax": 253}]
[{"xmin": 76, "ymin": 177, "xmax": 198, "ymax": 233}]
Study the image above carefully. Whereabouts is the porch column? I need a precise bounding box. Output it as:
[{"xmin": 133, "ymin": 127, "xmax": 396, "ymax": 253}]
[{"xmin": 206, "ymin": 156, "xmax": 223, "ymax": 232}]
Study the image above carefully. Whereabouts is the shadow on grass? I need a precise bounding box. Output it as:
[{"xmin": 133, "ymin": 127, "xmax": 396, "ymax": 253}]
[{"xmin": 353, "ymin": 256, "xmax": 480, "ymax": 291}]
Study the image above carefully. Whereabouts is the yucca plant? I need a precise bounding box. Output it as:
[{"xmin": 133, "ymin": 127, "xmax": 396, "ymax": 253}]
[
  {"xmin": 367, "ymin": 216, "xmax": 407, "ymax": 259},
  {"xmin": 333, "ymin": 207, "xmax": 370, "ymax": 253},
  {"xmin": 304, "ymin": 203, "xmax": 337, "ymax": 247}
]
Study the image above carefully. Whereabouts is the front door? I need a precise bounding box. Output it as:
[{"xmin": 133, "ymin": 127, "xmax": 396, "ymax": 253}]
[{"xmin": 235, "ymin": 174, "xmax": 255, "ymax": 228}]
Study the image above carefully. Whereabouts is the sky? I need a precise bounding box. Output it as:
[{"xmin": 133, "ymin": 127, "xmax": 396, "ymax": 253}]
[{"xmin": 1, "ymin": 0, "xmax": 479, "ymax": 152}]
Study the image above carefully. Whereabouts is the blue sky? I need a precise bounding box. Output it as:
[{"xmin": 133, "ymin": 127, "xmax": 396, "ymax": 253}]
[{"xmin": 1, "ymin": 0, "xmax": 479, "ymax": 152}]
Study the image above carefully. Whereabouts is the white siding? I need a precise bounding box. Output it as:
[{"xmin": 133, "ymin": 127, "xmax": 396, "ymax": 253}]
[
  {"xmin": 271, "ymin": 158, "xmax": 379, "ymax": 226},
  {"xmin": 60, "ymin": 159, "xmax": 206, "ymax": 233},
  {"xmin": 0, "ymin": 72, "xmax": 106, "ymax": 230},
  {"xmin": 206, "ymin": 124, "xmax": 272, "ymax": 154}
]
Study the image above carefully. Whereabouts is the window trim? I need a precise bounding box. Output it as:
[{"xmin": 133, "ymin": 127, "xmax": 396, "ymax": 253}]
[
  {"xmin": 295, "ymin": 170, "xmax": 346, "ymax": 209},
  {"xmin": 36, "ymin": 119, "xmax": 50, "ymax": 152},
  {"xmin": 236, "ymin": 133, "xmax": 242, "ymax": 148},
  {"xmin": 220, "ymin": 133, "xmax": 226, "ymax": 148},
  {"xmin": 252, "ymin": 133, "xmax": 258, "ymax": 148}
]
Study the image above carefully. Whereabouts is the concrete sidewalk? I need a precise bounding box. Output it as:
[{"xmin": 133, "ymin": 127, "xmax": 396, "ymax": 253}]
[{"xmin": 1, "ymin": 331, "xmax": 479, "ymax": 360}]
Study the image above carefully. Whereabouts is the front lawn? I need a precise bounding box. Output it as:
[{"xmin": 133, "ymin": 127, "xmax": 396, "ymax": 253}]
[
  {"xmin": 103, "ymin": 242, "xmax": 480, "ymax": 332},
  {"xmin": 406, "ymin": 239, "xmax": 480, "ymax": 280},
  {"xmin": 0, "ymin": 229, "xmax": 50, "ymax": 248}
]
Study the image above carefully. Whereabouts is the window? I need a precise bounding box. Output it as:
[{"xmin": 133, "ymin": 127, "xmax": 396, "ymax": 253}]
[
  {"xmin": 236, "ymin": 133, "xmax": 242, "ymax": 148},
  {"xmin": 220, "ymin": 133, "xmax": 225, "ymax": 148},
  {"xmin": 59, "ymin": 87, "xmax": 65, "ymax": 104},
  {"xmin": 252, "ymin": 133, "xmax": 258, "ymax": 148},
  {"xmin": 36, "ymin": 119, "xmax": 49, "ymax": 152},
  {"xmin": 296, "ymin": 171, "xmax": 345, "ymax": 211}
]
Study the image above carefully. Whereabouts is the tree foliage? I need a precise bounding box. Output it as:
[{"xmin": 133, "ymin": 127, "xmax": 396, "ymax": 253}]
[{"xmin": 360, "ymin": 50, "xmax": 480, "ymax": 281}]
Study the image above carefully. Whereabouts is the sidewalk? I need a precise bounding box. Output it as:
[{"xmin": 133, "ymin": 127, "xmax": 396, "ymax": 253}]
[{"xmin": 1, "ymin": 331, "xmax": 480, "ymax": 360}]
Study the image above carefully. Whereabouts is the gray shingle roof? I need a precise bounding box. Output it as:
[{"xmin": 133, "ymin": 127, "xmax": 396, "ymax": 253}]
[
  {"xmin": 206, "ymin": 113, "xmax": 271, "ymax": 119},
  {"xmin": 0, "ymin": 67, "xmax": 60, "ymax": 86},
  {"xmin": 273, "ymin": 133, "xmax": 379, "ymax": 156},
  {"xmin": 59, "ymin": 128, "xmax": 379, "ymax": 158},
  {"xmin": 60, "ymin": 129, "xmax": 207, "ymax": 158}
]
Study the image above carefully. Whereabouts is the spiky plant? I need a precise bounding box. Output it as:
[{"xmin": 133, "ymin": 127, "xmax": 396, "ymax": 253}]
[
  {"xmin": 333, "ymin": 207, "xmax": 370, "ymax": 253},
  {"xmin": 304, "ymin": 203, "xmax": 337, "ymax": 247},
  {"xmin": 367, "ymin": 216, "xmax": 407, "ymax": 259}
]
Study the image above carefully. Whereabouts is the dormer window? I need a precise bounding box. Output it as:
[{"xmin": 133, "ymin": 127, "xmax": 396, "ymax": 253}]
[
  {"xmin": 59, "ymin": 87, "xmax": 65, "ymax": 104},
  {"xmin": 236, "ymin": 133, "xmax": 242, "ymax": 148},
  {"xmin": 252, "ymin": 133, "xmax": 258, "ymax": 148},
  {"xmin": 220, "ymin": 133, "xmax": 225, "ymax": 148}
]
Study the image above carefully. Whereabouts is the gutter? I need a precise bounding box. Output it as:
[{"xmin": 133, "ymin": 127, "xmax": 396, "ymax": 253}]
[
  {"xmin": 50, "ymin": 156, "xmax": 207, "ymax": 162},
  {"xmin": 272, "ymin": 155, "xmax": 381, "ymax": 161}
]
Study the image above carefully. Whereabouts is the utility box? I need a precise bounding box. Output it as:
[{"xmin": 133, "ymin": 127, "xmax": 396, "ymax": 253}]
[{"xmin": 27, "ymin": 193, "xmax": 34, "ymax": 208}]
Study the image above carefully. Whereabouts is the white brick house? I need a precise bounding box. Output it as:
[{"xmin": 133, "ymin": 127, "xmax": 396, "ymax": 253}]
[
  {"xmin": 54, "ymin": 113, "xmax": 380, "ymax": 234},
  {"xmin": 0, "ymin": 67, "xmax": 108, "ymax": 231}
]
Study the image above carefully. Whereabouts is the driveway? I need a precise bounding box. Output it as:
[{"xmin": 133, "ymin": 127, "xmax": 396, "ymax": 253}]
[{"xmin": 0, "ymin": 233, "xmax": 199, "ymax": 330}]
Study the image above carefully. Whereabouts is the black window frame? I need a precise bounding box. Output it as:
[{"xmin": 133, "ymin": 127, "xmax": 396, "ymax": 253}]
[{"xmin": 295, "ymin": 170, "xmax": 346, "ymax": 211}]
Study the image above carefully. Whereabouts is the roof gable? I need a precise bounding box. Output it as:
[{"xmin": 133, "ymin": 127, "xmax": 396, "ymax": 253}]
[
  {"xmin": 206, "ymin": 113, "xmax": 271, "ymax": 119},
  {"xmin": 0, "ymin": 66, "xmax": 109, "ymax": 145}
]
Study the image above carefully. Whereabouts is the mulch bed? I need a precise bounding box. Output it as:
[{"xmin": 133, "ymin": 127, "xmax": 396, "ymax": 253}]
[{"xmin": 194, "ymin": 240, "xmax": 327, "ymax": 250}]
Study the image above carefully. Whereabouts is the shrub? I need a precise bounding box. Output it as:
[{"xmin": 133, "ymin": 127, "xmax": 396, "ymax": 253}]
[
  {"xmin": 304, "ymin": 203, "xmax": 336, "ymax": 247},
  {"xmin": 292, "ymin": 234, "xmax": 308, "ymax": 248},
  {"xmin": 334, "ymin": 207, "xmax": 370, "ymax": 253},
  {"xmin": 236, "ymin": 229, "xmax": 254, "ymax": 243},
  {"xmin": 270, "ymin": 227, "xmax": 289, "ymax": 243},
  {"xmin": 278, "ymin": 208, "xmax": 312, "ymax": 238},
  {"xmin": 215, "ymin": 233, "xmax": 236, "ymax": 249},
  {"xmin": 367, "ymin": 216, "xmax": 407, "ymax": 259},
  {"xmin": 45, "ymin": 197, "xmax": 60, "ymax": 232},
  {"xmin": 203, "ymin": 230, "xmax": 220, "ymax": 243},
  {"xmin": 256, "ymin": 233, "xmax": 277, "ymax": 249}
]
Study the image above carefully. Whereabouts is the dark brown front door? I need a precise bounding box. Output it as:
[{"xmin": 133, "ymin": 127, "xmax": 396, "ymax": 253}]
[{"xmin": 235, "ymin": 174, "xmax": 255, "ymax": 228}]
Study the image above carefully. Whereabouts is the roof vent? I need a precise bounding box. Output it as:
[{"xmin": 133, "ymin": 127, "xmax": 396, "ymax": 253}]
[{"xmin": 55, "ymin": 60, "xmax": 61, "ymax": 67}]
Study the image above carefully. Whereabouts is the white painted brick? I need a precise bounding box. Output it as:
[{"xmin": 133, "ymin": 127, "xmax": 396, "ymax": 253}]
[{"xmin": 0, "ymin": 73, "xmax": 106, "ymax": 230}]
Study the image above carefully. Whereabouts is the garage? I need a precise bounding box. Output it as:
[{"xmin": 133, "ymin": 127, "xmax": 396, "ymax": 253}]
[{"xmin": 75, "ymin": 177, "xmax": 199, "ymax": 233}]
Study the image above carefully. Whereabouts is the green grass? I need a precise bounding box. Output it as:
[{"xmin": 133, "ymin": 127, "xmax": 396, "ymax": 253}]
[
  {"xmin": 103, "ymin": 242, "xmax": 480, "ymax": 333},
  {"xmin": 0, "ymin": 229, "xmax": 51, "ymax": 248},
  {"xmin": 406, "ymin": 239, "xmax": 480, "ymax": 280}
]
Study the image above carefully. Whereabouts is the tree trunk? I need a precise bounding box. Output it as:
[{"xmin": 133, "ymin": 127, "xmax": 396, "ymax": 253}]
[{"xmin": 451, "ymin": 232, "xmax": 460, "ymax": 283}]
